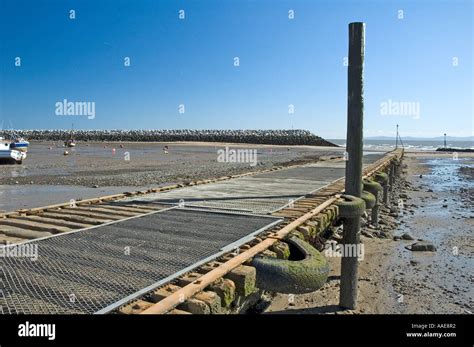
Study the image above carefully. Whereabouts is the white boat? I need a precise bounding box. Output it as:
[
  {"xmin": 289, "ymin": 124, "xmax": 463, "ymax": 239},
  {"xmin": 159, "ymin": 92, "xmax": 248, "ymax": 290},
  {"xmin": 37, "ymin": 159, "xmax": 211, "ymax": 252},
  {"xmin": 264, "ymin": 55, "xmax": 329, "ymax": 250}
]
[
  {"xmin": 65, "ymin": 124, "xmax": 76, "ymax": 147},
  {"xmin": 0, "ymin": 140, "xmax": 26, "ymax": 164},
  {"xmin": 65, "ymin": 139, "xmax": 76, "ymax": 147},
  {"xmin": 10, "ymin": 137, "xmax": 29, "ymax": 152}
]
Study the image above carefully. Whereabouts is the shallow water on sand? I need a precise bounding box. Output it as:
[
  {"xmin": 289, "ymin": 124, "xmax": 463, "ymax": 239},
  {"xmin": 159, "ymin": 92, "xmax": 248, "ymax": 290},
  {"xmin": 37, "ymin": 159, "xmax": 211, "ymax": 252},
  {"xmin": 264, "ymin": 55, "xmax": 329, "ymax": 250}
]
[
  {"xmin": 0, "ymin": 184, "xmax": 151, "ymax": 212},
  {"xmin": 388, "ymin": 156, "xmax": 473, "ymax": 313}
]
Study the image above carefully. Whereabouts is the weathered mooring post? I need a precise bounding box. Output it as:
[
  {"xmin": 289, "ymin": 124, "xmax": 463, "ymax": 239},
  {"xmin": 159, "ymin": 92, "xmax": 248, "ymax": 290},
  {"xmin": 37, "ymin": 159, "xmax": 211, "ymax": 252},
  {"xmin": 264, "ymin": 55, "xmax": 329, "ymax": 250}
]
[
  {"xmin": 339, "ymin": 22, "xmax": 365, "ymax": 310},
  {"xmin": 371, "ymin": 194, "xmax": 379, "ymax": 226},
  {"xmin": 389, "ymin": 163, "xmax": 395, "ymax": 192},
  {"xmin": 396, "ymin": 124, "xmax": 399, "ymax": 149},
  {"xmin": 382, "ymin": 182, "xmax": 389, "ymax": 205}
]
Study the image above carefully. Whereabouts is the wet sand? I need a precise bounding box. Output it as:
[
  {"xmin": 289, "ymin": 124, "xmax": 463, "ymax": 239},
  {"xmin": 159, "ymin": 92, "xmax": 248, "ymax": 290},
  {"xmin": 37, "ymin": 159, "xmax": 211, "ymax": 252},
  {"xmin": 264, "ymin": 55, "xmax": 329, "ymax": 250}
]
[
  {"xmin": 265, "ymin": 151, "xmax": 473, "ymax": 314},
  {"xmin": 0, "ymin": 141, "xmax": 343, "ymax": 212},
  {"xmin": 0, "ymin": 185, "xmax": 150, "ymax": 212}
]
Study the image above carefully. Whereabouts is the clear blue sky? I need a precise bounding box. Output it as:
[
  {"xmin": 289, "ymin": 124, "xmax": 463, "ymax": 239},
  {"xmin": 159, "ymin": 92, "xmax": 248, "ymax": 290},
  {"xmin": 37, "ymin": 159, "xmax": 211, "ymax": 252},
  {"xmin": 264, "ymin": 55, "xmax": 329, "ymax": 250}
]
[{"xmin": 0, "ymin": 0, "xmax": 472, "ymax": 138}]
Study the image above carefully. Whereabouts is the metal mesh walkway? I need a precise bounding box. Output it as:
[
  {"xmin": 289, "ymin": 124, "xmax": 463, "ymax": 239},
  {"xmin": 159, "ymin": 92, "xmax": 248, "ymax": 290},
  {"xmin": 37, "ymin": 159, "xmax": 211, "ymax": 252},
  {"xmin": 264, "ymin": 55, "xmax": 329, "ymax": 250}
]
[
  {"xmin": 120, "ymin": 153, "xmax": 386, "ymax": 214},
  {"xmin": 0, "ymin": 207, "xmax": 280, "ymax": 314},
  {"xmin": 120, "ymin": 166, "xmax": 347, "ymax": 214},
  {"xmin": 120, "ymin": 169, "xmax": 344, "ymax": 213}
]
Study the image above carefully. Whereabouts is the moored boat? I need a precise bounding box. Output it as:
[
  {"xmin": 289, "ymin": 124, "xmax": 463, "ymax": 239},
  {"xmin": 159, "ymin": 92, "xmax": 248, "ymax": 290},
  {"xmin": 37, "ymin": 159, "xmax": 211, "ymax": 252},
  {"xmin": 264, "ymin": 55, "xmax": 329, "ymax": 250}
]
[
  {"xmin": 65, "ymin": 124, "xmax": 76, "ymax": 147},
  {"xmin": 0, "ymin": 140, "xmax": 26, "ymax": 164},
  {"xmin": 65, "ymin": 139, "xmax": 76, "ymax": 147},
  {"xmin": 10, "ymin": 137, "xmax": 30, "ymax": 152}
]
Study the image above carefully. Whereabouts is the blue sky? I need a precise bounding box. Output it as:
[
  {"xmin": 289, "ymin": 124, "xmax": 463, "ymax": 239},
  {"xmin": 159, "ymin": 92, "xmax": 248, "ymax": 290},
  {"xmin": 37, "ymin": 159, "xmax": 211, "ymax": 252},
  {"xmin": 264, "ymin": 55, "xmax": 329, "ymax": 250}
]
[{"xmin": 0, "ymin": 0, "xmax": 472, "ymax": 138}]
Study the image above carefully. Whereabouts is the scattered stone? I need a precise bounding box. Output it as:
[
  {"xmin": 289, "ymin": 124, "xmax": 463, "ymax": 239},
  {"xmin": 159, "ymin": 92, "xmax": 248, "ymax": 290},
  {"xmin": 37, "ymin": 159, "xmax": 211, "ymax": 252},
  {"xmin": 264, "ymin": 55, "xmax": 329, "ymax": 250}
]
[
  {"xmin": 442, "ymin": 204, "xmax": 448, "ymax": 208},
  {"xmin": 92, "ymin": 185, "xmax": 99, "ymax": 188},
  {"xmin": 194, "ymin": 291, "xmax": 222, "ymax": 314},
  {"xmin": 209, "ymin": 278, "xmax": 235, "ymax": 308},
  {"xmin": 410, "ymin": 260, "xmax": 420, "ymax": 266},
  {"xmin": 361, "ymin": 230, "xmax": 374, "ymax": 238},
  {"xmin": 401, "ymin": 233, "xmax": 414, "ymax": 240},
  {"xmin": 407, "ymin": 241, "xmax": 437, "ymax": 252},
  {"xmin": 271, "ymin": 241, "xmax": 290, "ymax": 259},
  {"xmin": 225, "ymin": 265, "xmax": 256, "ymax": 297}
]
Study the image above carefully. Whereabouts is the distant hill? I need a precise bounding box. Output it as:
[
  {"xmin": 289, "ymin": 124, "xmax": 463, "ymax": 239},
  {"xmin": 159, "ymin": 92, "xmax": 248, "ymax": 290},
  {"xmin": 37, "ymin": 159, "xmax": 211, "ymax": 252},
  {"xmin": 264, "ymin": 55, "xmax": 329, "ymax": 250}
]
[{"xmin": 364, "ymin": 136, "xmax": 474, "ymax": 142}]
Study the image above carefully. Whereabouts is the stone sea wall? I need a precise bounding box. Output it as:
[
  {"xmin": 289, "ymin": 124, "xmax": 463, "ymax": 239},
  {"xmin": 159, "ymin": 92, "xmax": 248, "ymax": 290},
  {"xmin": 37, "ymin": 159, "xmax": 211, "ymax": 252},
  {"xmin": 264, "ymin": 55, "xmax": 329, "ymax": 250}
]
[{"xmin": 4, "ymin": 129, "xmax": 338, "ymax": 147}]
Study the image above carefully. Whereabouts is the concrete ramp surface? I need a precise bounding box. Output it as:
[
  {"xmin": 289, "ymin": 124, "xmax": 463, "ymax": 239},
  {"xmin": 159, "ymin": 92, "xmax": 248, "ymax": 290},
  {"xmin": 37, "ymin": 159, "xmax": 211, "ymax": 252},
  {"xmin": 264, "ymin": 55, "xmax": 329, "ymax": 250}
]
[{"xmin": 0, "ymin": 207, "xmax": 280, "ymax": 314}]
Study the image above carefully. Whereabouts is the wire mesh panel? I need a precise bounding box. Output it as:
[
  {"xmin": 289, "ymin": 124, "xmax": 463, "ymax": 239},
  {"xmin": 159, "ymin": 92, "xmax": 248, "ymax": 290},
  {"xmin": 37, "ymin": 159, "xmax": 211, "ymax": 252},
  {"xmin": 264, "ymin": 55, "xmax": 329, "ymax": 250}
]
[
  {"xmin": 363, "ymin": 153, "xmax": 386, "ymax": 164},
  {"xmin": 120, "ymin": 167, "xmax": 347, "ymax": 214},
  {"xmin": 254, "ymin": 167, "xmax": 346, "ymax": 181},
  {"xmin": 0, "ymin": 208, "xmax": 280, "ymax": 314},
  {"xmin": 116, "ymin": 154, "xmax": 388, "ymax": 215},
  {"xmin": 117, "ymin": 152, "xmax": 384, "ymax": 214},
  {"xmin": 173, "ymin": 198, "xmax": 295, "ymax": 215}
]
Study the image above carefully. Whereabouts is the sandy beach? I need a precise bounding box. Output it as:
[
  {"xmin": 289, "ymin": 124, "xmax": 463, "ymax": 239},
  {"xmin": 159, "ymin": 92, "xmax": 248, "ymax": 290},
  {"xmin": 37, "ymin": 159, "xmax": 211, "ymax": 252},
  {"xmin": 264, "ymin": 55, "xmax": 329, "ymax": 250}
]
[
  {"xmin": 1, "ymin": 144, "xmax": 472, "ymax": 314},
  {"xmin": 265, "ymin": 151, "xmax": 473, "ymax": 314},
  {"xmin": 0, "ymin": 141, "xmax": 343, "ymax": 212}
]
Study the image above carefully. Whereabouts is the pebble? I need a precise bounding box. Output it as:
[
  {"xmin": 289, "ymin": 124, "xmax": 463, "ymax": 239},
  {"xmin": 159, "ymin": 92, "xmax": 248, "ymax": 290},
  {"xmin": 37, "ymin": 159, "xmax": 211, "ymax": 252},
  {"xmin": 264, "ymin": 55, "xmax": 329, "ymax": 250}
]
[
  {"xmin": 362, "ymin": 230, "xmax": 374, "ymax": 238},
  {"xmin": 401, "ymin": 233, "xmax": 414, "ymax": 240},
  {"xmin": 407, "ymin": 241, "xmax": 437, "ymax": 252}
]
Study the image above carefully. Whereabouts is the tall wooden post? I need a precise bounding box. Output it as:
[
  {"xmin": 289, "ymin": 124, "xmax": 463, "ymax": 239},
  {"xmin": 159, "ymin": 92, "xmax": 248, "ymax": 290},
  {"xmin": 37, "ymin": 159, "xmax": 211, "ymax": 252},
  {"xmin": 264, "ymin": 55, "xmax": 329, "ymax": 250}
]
[{"xmin": 339, "ymin": 22, "xmax": 365, "ymax": 310}]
